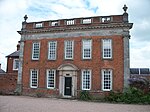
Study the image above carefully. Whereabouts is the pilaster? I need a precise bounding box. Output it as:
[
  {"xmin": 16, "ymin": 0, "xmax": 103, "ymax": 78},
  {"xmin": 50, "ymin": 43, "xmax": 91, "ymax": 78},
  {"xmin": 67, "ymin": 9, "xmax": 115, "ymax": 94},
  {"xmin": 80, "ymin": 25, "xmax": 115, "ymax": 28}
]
[
  {"xmin": 15, "ymin": 41, "xmax": 24, "ymax": 94},
  {"xmin": 123, "ymin": 32, "xmax": 130, "ymax": 91}
]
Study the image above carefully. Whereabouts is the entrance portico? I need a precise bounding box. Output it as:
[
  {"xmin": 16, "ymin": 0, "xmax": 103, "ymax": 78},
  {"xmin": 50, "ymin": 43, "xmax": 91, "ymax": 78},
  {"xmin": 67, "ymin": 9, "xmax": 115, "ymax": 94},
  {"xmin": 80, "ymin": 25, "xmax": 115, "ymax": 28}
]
[{"xmin": 57, "ymin": 63, "xmax": 78, "ymax": 98}]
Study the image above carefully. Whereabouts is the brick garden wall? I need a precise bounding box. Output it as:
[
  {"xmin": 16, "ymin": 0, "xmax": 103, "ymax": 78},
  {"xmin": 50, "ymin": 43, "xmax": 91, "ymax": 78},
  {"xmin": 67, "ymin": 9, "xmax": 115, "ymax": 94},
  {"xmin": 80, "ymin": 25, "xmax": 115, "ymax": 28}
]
[{"xmin": 0, "ymin": 73, "xmax": 17, "ymax": 94}]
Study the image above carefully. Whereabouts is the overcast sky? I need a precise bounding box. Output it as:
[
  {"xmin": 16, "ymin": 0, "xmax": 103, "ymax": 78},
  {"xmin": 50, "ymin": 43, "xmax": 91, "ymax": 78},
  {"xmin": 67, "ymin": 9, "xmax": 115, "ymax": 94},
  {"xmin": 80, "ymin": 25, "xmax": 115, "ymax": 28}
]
[{"xmin": 0, "ymin": 0, "xmax": 150, "ymax": 71}]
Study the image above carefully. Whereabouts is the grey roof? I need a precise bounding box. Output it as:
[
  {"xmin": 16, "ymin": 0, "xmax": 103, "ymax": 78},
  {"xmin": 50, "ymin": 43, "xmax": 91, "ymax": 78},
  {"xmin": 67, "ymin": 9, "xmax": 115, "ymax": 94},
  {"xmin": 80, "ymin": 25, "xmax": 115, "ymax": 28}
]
[
  {"xmin": 6, "ymin": 50, "xmax": 20, "ymax": 57},
  {"xmin": 0, "ymin": 69, "xmax": 5, "ymax": 74}
]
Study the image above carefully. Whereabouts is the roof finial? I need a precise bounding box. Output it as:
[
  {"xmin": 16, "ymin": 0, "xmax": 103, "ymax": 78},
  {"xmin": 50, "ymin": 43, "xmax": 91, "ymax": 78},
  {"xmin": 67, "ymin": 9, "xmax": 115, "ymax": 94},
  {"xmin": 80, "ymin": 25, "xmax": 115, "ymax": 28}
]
[
  {"xmin": 123, "ymin": 4, "xmax": 128, "ymax": 13},
  {"xmin": 24, "ymin": 15, "xmax": 28, "ymax": 22}
]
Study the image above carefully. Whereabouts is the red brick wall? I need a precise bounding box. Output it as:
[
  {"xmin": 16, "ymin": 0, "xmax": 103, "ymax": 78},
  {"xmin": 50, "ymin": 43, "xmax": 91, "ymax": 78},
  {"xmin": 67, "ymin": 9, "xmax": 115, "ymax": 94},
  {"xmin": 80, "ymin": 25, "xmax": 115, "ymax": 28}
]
[
  {"xmin": 0, "ymin": 73, "xmax": 17, "ymax": 94},
  {"xmin": 6, "ymin": 57, "xmax": 18, "ymax": 73},
  {"xmin": 22, "ymin": 35, "xmax": 124, "ymax": 95}
]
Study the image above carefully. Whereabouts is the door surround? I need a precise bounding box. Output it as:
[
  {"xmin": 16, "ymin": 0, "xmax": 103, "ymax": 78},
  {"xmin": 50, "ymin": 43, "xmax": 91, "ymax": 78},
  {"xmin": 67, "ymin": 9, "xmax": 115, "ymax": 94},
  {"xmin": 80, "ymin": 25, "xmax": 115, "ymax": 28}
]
[{"xmin": 57, "ymin": 63, "xmax": 78, "ymax": 98}]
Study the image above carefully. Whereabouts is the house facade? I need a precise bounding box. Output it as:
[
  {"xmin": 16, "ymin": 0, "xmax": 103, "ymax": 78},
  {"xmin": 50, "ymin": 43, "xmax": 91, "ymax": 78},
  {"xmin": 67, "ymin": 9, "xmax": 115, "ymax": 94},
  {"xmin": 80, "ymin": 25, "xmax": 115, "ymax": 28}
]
[{"xmin": 16, "ymin": 5, "xmax": 133, "ymax": 98}]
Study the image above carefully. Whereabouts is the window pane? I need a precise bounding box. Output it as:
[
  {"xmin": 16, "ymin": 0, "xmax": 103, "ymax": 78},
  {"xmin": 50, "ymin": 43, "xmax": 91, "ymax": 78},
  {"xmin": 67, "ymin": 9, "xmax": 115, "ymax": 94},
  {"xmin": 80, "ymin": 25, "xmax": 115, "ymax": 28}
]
[
  {"xmin": 32, "ymin": 42, "xmax": 40, "ymax": 60},
  {"xmin": 65, "ymin": 40, "xmax": 74, "ymax": 59},
  {"xmin": 102, "ymin": 39, "xmax": 112, "ymax": 58},
  {"xmin": 102, "ymin": 69, "xmax": 112, "ymax": 91},
  {"xmin": 30, "ymin": 70, "xmax": 38, "ymax": 88},
  {"xmin": 47, "ymin": 70, "xmax": 55, "ymax": 88},
  {"xmin": 13, "ymin": 59, "xmax": 19, "ymax": 70},
  {"xmin": 83, "ymin": 40, "xmax": 92, "ymax": 59},
  {"xmin": 48, "ymin": 41, "xmax": 57, "ymax": 60},
  {"xmin": 82, "ymin": 70, "xmax": 91, "ymax": 90}
]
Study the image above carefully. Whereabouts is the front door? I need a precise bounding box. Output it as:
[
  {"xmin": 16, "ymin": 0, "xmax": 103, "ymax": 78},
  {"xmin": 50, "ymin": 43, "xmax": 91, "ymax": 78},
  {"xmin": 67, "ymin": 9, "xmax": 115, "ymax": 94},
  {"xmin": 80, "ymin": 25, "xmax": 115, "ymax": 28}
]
[{"xmin": 64, "ymin": 77, "xmax": 72, "ymax": 96}]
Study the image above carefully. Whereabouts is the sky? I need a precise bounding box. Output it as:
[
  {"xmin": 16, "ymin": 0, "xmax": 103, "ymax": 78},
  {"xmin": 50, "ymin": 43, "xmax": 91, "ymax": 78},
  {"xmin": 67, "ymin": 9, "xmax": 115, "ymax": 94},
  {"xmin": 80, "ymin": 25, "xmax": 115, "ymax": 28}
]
[{"xmin": 0, "ymin": 0, "xmax": 150, "ymax": 71}]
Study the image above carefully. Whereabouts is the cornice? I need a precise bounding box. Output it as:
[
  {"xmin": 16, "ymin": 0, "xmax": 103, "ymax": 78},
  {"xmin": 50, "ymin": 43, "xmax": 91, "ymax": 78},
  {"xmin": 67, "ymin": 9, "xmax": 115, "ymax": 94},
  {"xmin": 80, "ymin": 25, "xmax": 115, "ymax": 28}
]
[{"xmin": 18, "ymin": 23, "xmax": 133, "ymax": 35}]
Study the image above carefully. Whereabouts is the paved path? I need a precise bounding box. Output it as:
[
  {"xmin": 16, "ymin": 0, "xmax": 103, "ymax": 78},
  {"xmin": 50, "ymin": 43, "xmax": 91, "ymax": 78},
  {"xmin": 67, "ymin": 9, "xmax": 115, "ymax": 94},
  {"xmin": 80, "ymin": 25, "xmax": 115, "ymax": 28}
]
[{"xmin": 0, "ymin": 96, "xmax": 150, "ymax": 112}]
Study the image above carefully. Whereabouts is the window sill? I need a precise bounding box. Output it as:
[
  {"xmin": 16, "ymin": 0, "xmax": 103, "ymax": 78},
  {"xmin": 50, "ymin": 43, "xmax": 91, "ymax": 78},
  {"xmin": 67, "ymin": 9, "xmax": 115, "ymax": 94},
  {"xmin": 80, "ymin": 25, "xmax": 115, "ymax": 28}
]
[
  {"xmin": 13, "ymin": 69, "xmax": 18, "ymax": 71},
  {"xmin": 102, "ymin": 58, "xmax": 113, "ymax": 60}
]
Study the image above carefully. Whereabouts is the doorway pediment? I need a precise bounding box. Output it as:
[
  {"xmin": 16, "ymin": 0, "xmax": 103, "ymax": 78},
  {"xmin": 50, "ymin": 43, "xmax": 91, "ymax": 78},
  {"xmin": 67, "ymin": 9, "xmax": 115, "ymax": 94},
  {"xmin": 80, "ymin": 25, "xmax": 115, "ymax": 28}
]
[{"xmin": 57, "ymin": 63, "xmax": 78, "ymax": 71}]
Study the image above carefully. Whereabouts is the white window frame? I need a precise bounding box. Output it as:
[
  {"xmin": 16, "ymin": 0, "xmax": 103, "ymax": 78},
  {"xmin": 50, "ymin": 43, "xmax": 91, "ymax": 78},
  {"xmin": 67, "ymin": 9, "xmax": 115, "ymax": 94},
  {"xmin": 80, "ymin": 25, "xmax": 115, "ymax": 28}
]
[
  {"xmin": 13, "ymin": 59, "xmax": 19, "ymax": 70},
  {"xmin": 102, "ymin": 39, "xmax": 112, "ymax": 59},
  {"xmin": 64, "ymin": 40, "xmax": 74, "ymax": 59},
  {"xmin": 82, "ymin": 39, "xmax": 92, "ymax": 59},
  {"xmin": 82, "ymin": 69, "xmax": 91, "ymax": 90},
  {"xmin": 48, "ymin": 41, "xmax": 57, "ymax": 60},
  {"xmin": 46, "ymin": 69, "xmax": 56, "ymax": 89},
  {"xmin": 102, "ymin": 69, "xmax": 112, "ymax": 91},
  {"xmin": 30, "ymin": 69, "xmax": 38, "ymax": 88},
  {"xmin": 35, "ymin": 23, "xmax": 43, "ymax": 28},
  {"xmin": 32, "ymin": 42, "xmax": 40, "ymax": 60}
]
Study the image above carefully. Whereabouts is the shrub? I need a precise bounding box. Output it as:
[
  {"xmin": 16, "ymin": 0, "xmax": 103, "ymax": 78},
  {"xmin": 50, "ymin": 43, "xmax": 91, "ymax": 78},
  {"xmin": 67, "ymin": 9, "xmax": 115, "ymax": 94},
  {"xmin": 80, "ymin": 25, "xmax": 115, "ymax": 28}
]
[
  {"xmin": 79, "ymin": 91, "xmax": 92, "ymax": 101},
  {"xmin": 129, "ymin": 77, "xmax": 150, "ymax": 93},
  {"xmin": 105, "ymin": 87, "xmax": 150, "ymax": 104}
]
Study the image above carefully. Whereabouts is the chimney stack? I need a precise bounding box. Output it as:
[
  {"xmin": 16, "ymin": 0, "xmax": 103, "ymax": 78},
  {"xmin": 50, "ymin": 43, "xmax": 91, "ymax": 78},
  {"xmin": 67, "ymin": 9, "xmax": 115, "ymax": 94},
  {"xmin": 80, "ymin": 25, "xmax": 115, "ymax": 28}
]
[
  {"xmin": 17, "ymin": 42, "xmax": 20, "ymax": 51},
  {"xmin": 0, "ymin": 63, "xmax": 1, "ymax": 69}
]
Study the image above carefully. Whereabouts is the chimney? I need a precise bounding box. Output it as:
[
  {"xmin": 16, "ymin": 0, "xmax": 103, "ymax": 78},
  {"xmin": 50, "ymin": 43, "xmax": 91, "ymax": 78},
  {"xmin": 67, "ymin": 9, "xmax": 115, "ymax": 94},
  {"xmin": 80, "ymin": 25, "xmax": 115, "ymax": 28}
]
[
  {"xmin": 17, "ymin": 42, "xmax": 20, "ymax": 51},
  {"xmin": 0, "ymin": 63, "xmax": 1, "ymax": 69}
]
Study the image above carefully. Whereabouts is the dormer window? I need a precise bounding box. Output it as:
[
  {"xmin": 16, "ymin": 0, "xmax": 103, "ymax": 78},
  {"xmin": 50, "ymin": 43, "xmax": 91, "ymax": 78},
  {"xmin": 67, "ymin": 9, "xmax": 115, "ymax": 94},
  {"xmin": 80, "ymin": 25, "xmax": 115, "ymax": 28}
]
[
  {"xmin": 66, "ymin": 20, "xmax": 75, "ymax": 25},
  {"xmin": 101, "ymin": 17, "xmax": 111, "ymax": 23},
  {"xmin": 35, "ymin": 23, "xmax": 43, "ymax": 28},
  {"xmin": 82, "ymin": 18, "xmax": 92, "ymax": 24},
  {"xmin": 51, "ymin": 21, "xmax": 59, "ymax": 26}
]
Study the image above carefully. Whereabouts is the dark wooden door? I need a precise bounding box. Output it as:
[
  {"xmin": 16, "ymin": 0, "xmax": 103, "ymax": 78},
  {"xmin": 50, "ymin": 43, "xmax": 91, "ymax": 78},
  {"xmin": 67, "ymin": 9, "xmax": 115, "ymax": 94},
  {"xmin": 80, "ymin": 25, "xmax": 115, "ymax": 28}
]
[{"xmin": 64, "ymin": 77, "xmax": 72, "ymax": 96}]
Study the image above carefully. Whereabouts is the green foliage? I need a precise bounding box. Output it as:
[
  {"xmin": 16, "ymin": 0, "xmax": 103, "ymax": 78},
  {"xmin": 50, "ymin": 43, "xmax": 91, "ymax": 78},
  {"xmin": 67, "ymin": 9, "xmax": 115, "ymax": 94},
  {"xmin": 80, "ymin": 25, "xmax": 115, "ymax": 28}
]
[
  {"xmin": 105, "ymin": 87, "xmax": 150, "ymax": 104},
  {"xmin": 79, "ymin": 91, "xmax": 92, "ymax": 101}
]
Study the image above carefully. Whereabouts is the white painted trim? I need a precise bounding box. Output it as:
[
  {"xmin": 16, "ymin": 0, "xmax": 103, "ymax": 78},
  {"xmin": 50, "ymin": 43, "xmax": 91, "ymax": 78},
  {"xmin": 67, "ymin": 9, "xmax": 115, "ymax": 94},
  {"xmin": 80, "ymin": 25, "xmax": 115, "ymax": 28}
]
[
  {"xmin": 102, "ymin": 39, "xmax": 112, "ymax": 59},
  {"xmin": 48, "ymin": 41, "xmax": 57, "ymax": 60},
  {"xmin": 82, "ymin": 39, "xmax": 92, "ymax": 59},
  {"xmin": 32, "ymin": 42, "xmax": 40, "ymax": 60},
  {"xmin": 30, "ymin": 69, "xmax": 38, "ymax": 88},
  {"xmin": 46, "ymin": 69, "xmax": 56, "ymax": 89},
  {"xmin": 102, "ymin": 69, "xmax": 112, "ymax": 91},
  {"xmin": 13, "ymin": 59, "xmax": 19, "ymax": 70},
  {"xmin": 64, "ymin": 40, "xmax": 74, "ymax": 59},
  {"xmin": 81, "ymin": 69, "xmax": 91, "ymax": 90}
]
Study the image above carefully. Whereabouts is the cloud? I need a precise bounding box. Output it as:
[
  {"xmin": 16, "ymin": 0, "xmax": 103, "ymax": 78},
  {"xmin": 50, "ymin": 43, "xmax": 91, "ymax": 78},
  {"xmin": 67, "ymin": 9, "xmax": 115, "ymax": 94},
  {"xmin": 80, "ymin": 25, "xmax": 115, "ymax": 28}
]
[
  {"xmin": 130, "ymin": 41, "xmax": 150, "ymax": 67},
  {"xmin": 0, "ymin": 0, "xmax": 150, "ymax": 70}
]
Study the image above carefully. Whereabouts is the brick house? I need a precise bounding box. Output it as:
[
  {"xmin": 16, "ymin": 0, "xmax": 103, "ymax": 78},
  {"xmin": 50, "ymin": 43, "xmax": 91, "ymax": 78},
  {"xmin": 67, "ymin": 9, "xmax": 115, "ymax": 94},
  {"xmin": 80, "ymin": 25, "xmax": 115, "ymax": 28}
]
[
  {"xmin": 0, "ymin": 44, "xmax": 19, "ymax": 94},
  {"xmin": 16, "ymin": 5, "xmax": 133, "ymax": 98},
  {"xmin": 6, "ymin": 43, "xmax": 20, "ymax": 73}
]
